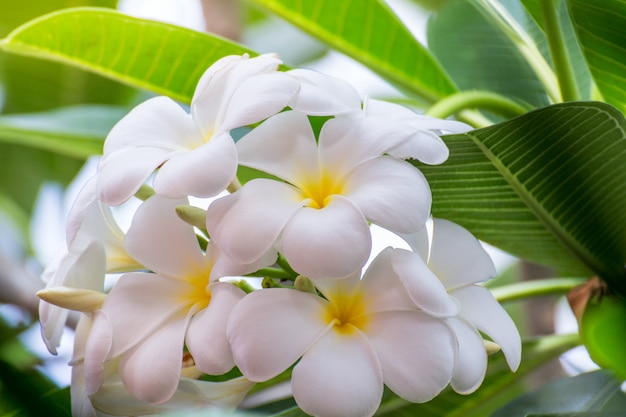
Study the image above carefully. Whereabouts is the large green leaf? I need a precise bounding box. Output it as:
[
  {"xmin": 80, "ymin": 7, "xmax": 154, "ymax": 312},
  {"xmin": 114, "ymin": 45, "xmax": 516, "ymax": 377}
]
[
  {"xmin": 0, "ymin": 105, "xmax": 125, "ymax": 158},
  {"xmin": 493, "ymin": 370, "xmax": 626, "ymax": 417},
  {"xmin": 427, "ymin": 0, "xmax": 553, "ymax": 109},
  {"xmin": 416, "ymin": 102, "xmax": 626, "ymax": 291},
  {"xmin": 0, "ymin": 7, "xmax": 256, "ymax": 105},
  {"xmin": 248, "ymin": 0, "xmax": 456, "ymax": 103},
  {"xmin": 567, "ymin": 0, "xmax": 626, "ymax": 113}
]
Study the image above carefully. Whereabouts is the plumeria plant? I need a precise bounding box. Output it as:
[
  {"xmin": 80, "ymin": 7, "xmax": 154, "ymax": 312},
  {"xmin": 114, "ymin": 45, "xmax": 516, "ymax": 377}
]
[{"xmin": 0, "ymin": 0, "xmax": 625, "ymax": 416}]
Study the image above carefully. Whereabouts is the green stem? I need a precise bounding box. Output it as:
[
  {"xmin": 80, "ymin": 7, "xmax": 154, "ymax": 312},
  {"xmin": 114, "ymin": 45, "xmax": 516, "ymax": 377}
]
[
  {"xmin": 540, "ymin": 0, "xmax": 579, "ymax": 102},
  {"xmin": 490, "ymin": 277, "xmax": 587, "ymax": 303},
  {"xmin": 426, "ymin": 90, "xmax": 529, "ymax": 121},
  {"xmin": 227, "ymin": 176, "xmax": 242, "ymax": 193},
  {"xmin": 457, "ymin": 109, "xmax": 494, "ymax": 129},
  {"xmin": 276, "ymin": 254, "xmax": 299, "ymax": 279},
  {"xmin": 247, "ymin": 267, "xmax": 294, "ymax": 280}
]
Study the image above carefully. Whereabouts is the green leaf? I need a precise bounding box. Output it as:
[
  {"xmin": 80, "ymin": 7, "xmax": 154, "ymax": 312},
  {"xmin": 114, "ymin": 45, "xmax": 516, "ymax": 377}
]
[
  {"xmin": 374, "ymin": 333, "xmax": 580, "ymax": 417},
  {"xmin": 248, "ymin": 0, "xmax": 457, "ymax": 103},
  {"xmin": 427, "ymin": 0, "xmax": 554, "ymax": 109},
  {"xmin": 0, "ymin": 105, "xmax": 125, "ymax": 158},
  {"xmin": 416, "ymin": 102, "xmax": 626, "ymax": 290},
  {"xmin": 581, "ymin": 295, "xmax": 626, "ymax": 380},
  {"xmin": 567, "ymin": 0, "xmax": 626, "ymax": 113},
  {"xmin": 493, "ymin": 370, "xmax": 626, "ymax": 417},
  {"xmin": 0, "ymin": 7, "xmax": 256, "ymax": 105}
]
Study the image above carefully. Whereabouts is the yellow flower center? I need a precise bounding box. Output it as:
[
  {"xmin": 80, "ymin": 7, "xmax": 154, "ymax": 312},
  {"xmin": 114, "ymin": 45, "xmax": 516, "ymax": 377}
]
[
  {"xmin": 323, "ymin": 291, "xmax": 369, "ymax": 335},
  {"xmin": 299, "ymin": 171, "xmax": 345, "ymax": 209}
]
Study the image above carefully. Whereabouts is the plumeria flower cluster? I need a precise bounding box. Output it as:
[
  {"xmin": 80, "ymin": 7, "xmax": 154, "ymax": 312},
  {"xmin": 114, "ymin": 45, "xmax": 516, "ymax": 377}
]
[{"xmin": 38, "ymin": 53, "xmax": 521, "ymax": 417}]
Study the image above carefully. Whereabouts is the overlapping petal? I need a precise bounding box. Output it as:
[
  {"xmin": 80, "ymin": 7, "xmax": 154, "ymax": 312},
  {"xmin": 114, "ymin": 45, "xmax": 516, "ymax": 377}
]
[
  {"xmin": 221, "ymin": 72, "xmax": 299, "ymax": 131},
  {"xmin": 206, "ymin": 179, "xmax": 304, "ymax": 264},
  {"xmin": 344, "ymin": 157, "xmax": 432, "ymax": 233},
  {"xmin": 236, "ymin": 111, "xmax": 319, "ymax": 184},
  {"xmin": 97, "ymin": 146, "xmax": 170, "ymax": 206},
  {"xmin": 446, "ymin": 316, "xmax": 487, "ymax": 394},
  {"xmin": 185, "ymin": 282, "xmax": 245, "ymax": 375},
  {"xmin": 124, "ymin": 195, "xmax": 207, "ymax": 279},
  {"xmin": 366, "ymin": 311, "xmax": 455, "ymax": 403},
  {"xmin": 287, "ymin": 69, "xmax": 362, "ymax": 115},
  {"xmin": 292, "ymin": 329, "xmax": 383, "ymax": 417},
  {"xmin": 280, "ymin": 196, "xmax": 371, "ymax": 279},
  {"xmin": 319, "ymin": 116, "xmax": 419, "ymax": 176},
  {"xmin": 103, "ymin": 96, "xmax": 202, "ymax": 154},
  {"xmin": 428, "ymin": 218, "xmax": 497, "ymax": 290},
  {"xmin": 228, "ymin": 288, "xmax": 329, "ymax": 382},
  {"xmin": 103, "ymin": 272, "xmax": 191, "ymax": 357},
  {"xmin": 119, "ymin": 310, "xmax": 190, "ymax": 403},
  {"xmin": 153, "ymin": 132, "xmax": 237, "ymax": 199},
  {"xmin": 390, "ymin": 249, "xmax": 459, "ymax": 317},
  {"xmin": 452, "ymin": 285, "xmax": 521, "ymax": 371}
]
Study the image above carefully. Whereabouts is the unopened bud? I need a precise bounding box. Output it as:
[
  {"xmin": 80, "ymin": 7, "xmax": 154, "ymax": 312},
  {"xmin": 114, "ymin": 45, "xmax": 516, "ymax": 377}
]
[
  {"xmin": 37, "ymin": 287, "xmax": 106, "ymax": 312},
  {"xmin": 294, "ymin": 276, "xmax": 317, "ymax": 294},
  {"xmin": 176, "ymin": 205, "xmax": 208, "ymax": 230},
  {"xmin": 483, "ymin": 339, "xmax": 501, "ymax": 355}
]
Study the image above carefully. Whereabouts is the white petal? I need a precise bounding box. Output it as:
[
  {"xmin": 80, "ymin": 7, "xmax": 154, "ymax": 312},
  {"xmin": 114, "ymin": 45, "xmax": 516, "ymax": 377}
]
[
  {"xmin": 124, "ymin": 195, "xmax": 207, "ymax": 279},
  {"xmin": 227, "ymin": 288, "xmax": 329, "ymax": 382},
  {"xmin": 221, "ymin": 72, "xmax": 299, "ymax": 130},
  {"xmin": 287, "ymin": 68, "xmax": 362, "ymax": 115},
  {"xmin": 344, "ymin": 157, "xmax": 431, "ymax": 233},
  {"xmin": 104, "ymin": 96, "xmax": 203, "ymax": 154},
  {"xmin": 429, "ymin": 218, "xmax": 496, "ymax": 290},
  {"xmin": 206, "ymin": 179, "xmax": 303, "ymax": 264},
  {"xmin": 153, "ymin": 132, "xmax": 237, "ymax": 198},
  {"xmin": 388, "ymin": 129, "xmax": 449, "ymax": 165},
  {"xmin": 103, "ymin": 272, "xmax": 190, "ymax": 357},
  {"xmin": 96, "ymin": 146, "xmax": 169, "ymax": 206},
  {"xmin": 447, "ymin": 317, "xmax": 487, "ymax": 394},
  {"xmin": 292, "ymin": 328, "xmax": 383, "ymax": 417},
  {"xmin": 91, "ymin": 377, "xmax": 254, "ymax": 415},
  {"xmin": 210, "ymin": 241, "xmax": 278, "ymax": 279},
  {"xmin": 390, "ymin": 249, "xmax": 459, "ymax": 317},
  {"xmin": 186, "ymin": 282, "xmax": 245, "ymax": 375},
  {"xmin": 280, "ymin": 196, "xmax": 371, "ymax": 279},
  {"xmin": 65, "ymin": 175, "xmax": 98, "ymax": 247},
  {"xmin": 319, "ymin": 116, "xmax": 421, "ymax": 176},
  {"xmin": 192, "ymin": 53, "xmax": 282, "ymax": 134},
  {"xmin": 366, "ymin": 311, "xmax": 455, "ymax": 402},
  {"xmin": 453, "ymin": 285, "xmax": 521, "ymax": 371},
  {"xmin": 236, "ymin": 111, "xmax": 319, "ymax": 185},
  {"xmin": 365, "ymin": 98, "xmax": 472, "ymax": 133},
  {"xmin": 84, "ymin": 311, "xmax": 112, "ymax": 396},
  {"xmin": 312, "ymin": 247, "xmax": 417, "ymax": 315},
  {"xmin": 398, "ymin": 225, "xmax": 430, "ymax": 263},
  {"xmin": 119, "ymin": 310, "xmax": 189, "ymax": 403}
]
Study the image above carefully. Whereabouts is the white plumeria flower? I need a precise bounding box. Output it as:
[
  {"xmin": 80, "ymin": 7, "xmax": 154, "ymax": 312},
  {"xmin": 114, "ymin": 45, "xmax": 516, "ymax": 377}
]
[
  {"xmin": 39, "ymin": 178, "xmax": 139, "ymax": 354},
  {"xmin": 71, "ymin": 314, "xmax": 254, "ymax": 417},
  {"xmin": 227, "ymin": 247, "xmax": 458, "ymax": 417},
  {"xmin": 361, "ymin": 98, "xmax": 473, "ymax": 163},
  {"xmin": 206, "ymin": 109, "xmax": 448, "ymax": 279},
  {"xmin": 96, "ymin": 53, "xmax": 301, "ymax": 205},
  {"xmin": 89, "ymin": 195, "xmax": 271, "ymax": 404},
  {"xmin": 401, "ymin": 218, "xmax": 522, "ymax": 393}
]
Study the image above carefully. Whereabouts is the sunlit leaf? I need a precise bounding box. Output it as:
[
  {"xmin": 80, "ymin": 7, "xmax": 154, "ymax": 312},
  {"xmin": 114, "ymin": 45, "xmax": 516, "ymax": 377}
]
[
  {"xmin": 0, "ymin": 7, "xmax": 256, "ymax": 105},
  {"xmin": 248, "ymin": 0, "xmax": 456, "ymax": 103},
  {"xmin": 567, "ymin": 0, "xmax": 626, "ymax": 113},
  {"xmin": 581, "ymin": 295, "xmax": 626, "ymax": 380},
  {"xmin": 428, "ymin": 0, "xmax": 553, "ymax": 108},
  {"xmin": 0, "ymin": 105, "xmax": 125, "ymax": 158},
  {"xmin": 492, "ymin": 370, "xmax": 626, "ymax": 416},
  {"xmin": 416, "ymin": 102, "xmax": 626, "ymax": 291}
]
